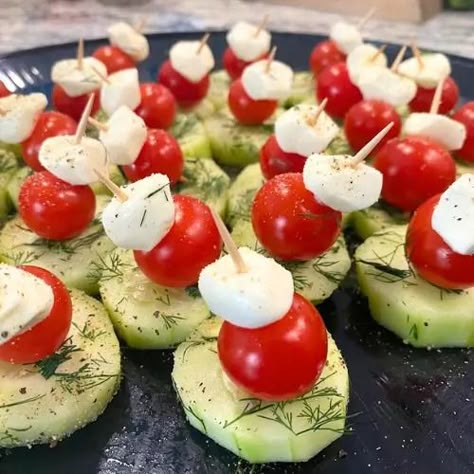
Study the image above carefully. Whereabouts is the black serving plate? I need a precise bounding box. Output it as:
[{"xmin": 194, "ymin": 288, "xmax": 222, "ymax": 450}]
[{"xmin": 0, "ymin": 32, "xmax": 472, "ymax": 474}]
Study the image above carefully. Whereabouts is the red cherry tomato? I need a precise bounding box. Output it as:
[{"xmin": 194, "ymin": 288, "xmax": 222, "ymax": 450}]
[
  {"xmin": 134, "ymin": 195, "xmax": 222, "ymax": 288},
  {"xmin": 0, "ymin": 265, "xmax": 72, "ymax": 364},
  {"xmin": 222, "ymin": 47, "xmax": 268, "ymax": 80},
  {"xmin": 19, "ymin": 171, "xmax": 96, "ymax": 241},
  {"xmin": 228, "ymin": 79, "xmax": 277, "ymax": 125},
  {"xmin": 92, "ymin": 45, "xmax": 136, "ymax": 74},
  {"xmin": 0, "ymin": 81, "xmax": 10, "ymax": 98},
  {"xmin": 316, "ymin": 62, "xmax": 363, "ymax": 119},
  {"xmin": 309, "ymin": 40, "xmax": 346, "ymax": 77},
  {"xmin": 406, "ymin": 194, "xmax": 474, "ymax": 289},
  {"xmin": 21, "ymin": 111, "xmax": 77, "ymax": 171},
  {"xmin": 134, "ymin": 82, "xmax": 176, "ymax": 129},
  {"xmin": 453, "ymin": 102, "xmax": 474, "ymax": 162},
  {"xmin": 157, "ymin": 59, "xmax": 210, "ymax": 108},
  {"xmin": 251, "ymin": 173, "xmax": 342, "ymax": 261},
  {"xmin": 344, "ymin": 100, "xmax": 402, "ymax": 154},
  {"xmin": 409, "ymin": 77, "xmax": 459, "ymax": 114},
  {"xmin": 218, "ymin": 292, "xmax": 328, "ymax": 401},
  {"xmin": 373, "ymin": 136, "xmax": 456, "ymax": 212},
  {"xmin": 121, "ymin": 129, "xmax": 184, "ymax": 185},
  {"xmin": 259, "ymin": 134, "xmax": 306, "ymax": 179},
  {"xmin": 52, "ymin": 84, "xmax": 100, "ymax": 122}
]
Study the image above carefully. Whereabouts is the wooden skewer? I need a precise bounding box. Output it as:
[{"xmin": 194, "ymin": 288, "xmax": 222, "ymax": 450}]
[
  {"xmin": 91, "ymin": 65, "xmax": 110, "ymax": 84},
  {"xmin": 74, "ymin": 94, "xmax": 95, "ymax": 144},
  {"xmin": 134, "ymin": 18, "xmax": 146, "ymax": 33},
  {"xmin": 265, "ymin": 46, "xmax": 277, "ymax": 73},
  {"xmin": 94, "ymin": 169, "xmax": 128, "ymax": 203},
  {"xmin": 77, "ymin": 38, "xmax": 84, "ymax": 70},
  {"xmin": 369, "ymin": 44, "xmax": 387, "ymax": 63},
  {"xmin": 410, "ymin": 41, "xmax": 423, "ymax": 69},
  {"xmin": 88, "ymin": 117, "xmax": 108, "ymax": 132},
  {"xmin": 196, "ymin": 33, "xmax": 210, "ymax": 54},
  {"xmin": 352, "ymin": 122, "xmax": 394, "ymax": 165},
  {"xmin": 357, "ymin": 5, "xmax": 376, "ymax": 29},
  {"xmin": 306, "ymin": 98, "xmax": 328, "ymax": 127},
  {"xmin": 210, "ymin": 209, "xmax": 247, "ymax": 273},
  {"xmin": 429, "ymin": 79, "xmax": 444, "ymax": 115},
  {"xmin": 254, "ymin": 14, "xmax": 269, "ymax": 37},
  {"xmin": 390, "ymin": 45, "xmax": 407, "ymax": 72}
]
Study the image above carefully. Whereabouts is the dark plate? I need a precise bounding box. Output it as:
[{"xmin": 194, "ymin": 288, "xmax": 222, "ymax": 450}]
[{"xmin": 0, "ymin": 32, "xmax": 473, "ymax": 474}]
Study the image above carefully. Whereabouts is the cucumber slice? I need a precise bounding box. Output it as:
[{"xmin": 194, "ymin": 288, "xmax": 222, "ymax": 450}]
[
  {"xmin": 232, "ymin": 220, "xmax": 351, "ymax": 304},
  {"xmin": 181, "ymin": 99, "xmax": 216, "ymax": 120},
  {"xmin": 355, "ymin": 225, "xmax": 474, "ymax": 348},
  {"xmin": 0, "ymin": 289, "xmax": 120, "ymax": 447},
  {"xmin": 281, "ymin": 72, "xmax": 315, "ymax": 109},
  {"xmin": 456, "ymin": 159, "xmax": 474, "ymax": 177},
  {"xmin": 99, "ymin": 247, "xmax": 210, "ymax": 349},
  {"xmin": 325, "ymin": 132, "xmax": 352, "ymax": 156},
  {"xmin": 208, "ymin": 70, "xmax": 230, "ymax": 111},
  {"xmin": 175, "ymin": 156, "xmax": 230, "ymax": 217},
  {"xmin": 170, "ymin": 113, "xmax": 212, "ymax": 159},
  {"xmin": 0, "ymin": 195, "xmax": 116, "ymax": 295},
  {"xmin": 90, "ymin": 164, "xmax": 126, "ymax": 196},
  {"xmin": 0, "ymin": 143, "xmax": 22, "ymax": 161},
  {"xmin": 86, "ymin": 109, "xmax": 109, "ymax": 139},
  {"xmin": 0, "ymin": 150, "xmax": 19, "ymax": 220},
  {"xmin": 172, "ymin": 317, "xmax": 349, "ymax": 463}
]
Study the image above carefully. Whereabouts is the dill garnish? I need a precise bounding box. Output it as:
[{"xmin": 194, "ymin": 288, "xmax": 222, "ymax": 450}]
[
  {"xmin": 87, "ymin": 251, "xmax": 131, "ymax": 282},
  {"xmin": 0, "ymin": 394, "xmax": 46, "ymax": 410},
  {"xmin": 72, "ymin": 321, "xmax": 107, "ymax": 342},
  {"xmin": 153, "ymin": 311, "xmax": 185, "ymax": 332},
  {"xmin": 169, "ymin": 114, "xmax": 199, "ymax": 139},
  {"xmin": 185, "ymin": 285, "xmax": 201, "ymax": 299},
  {"xmin": 146, "ymin": 183, "xmax": 170, "ymax": 199},
  {"xmin": 35, "ymin": 338, "xmax": 81, "ymax": 379}
]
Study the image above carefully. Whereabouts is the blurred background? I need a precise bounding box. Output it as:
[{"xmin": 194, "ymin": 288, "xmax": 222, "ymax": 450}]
[{"xmin": 0, "ymin": 0, "xmax": 473, "ymax": 57}]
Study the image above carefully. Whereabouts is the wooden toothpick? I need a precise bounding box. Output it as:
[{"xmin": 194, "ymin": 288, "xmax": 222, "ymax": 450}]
[
  {"xmin": 357, "ymin": 5, "xmax": 376, "ymax": 29},
  {"xmin": 352, "ymin": 122, "xmax": 394, "ymax": 165},
  {"xmin": 88, "ymin": 117, "xmax": 108, "ymax": 132},
  {"xmin": 254, "ymin": 14, "xmax": 269, "ymax": 37},
  {"xmin": 306, "ymin": 98, "xmax": 328, "ymax": 127},
  {"xmin": 410, "ymin": 41, "xmax": 423, "ymax": 69},
  {"xmin": 196, "ymin": 33, "xmax": 210, "ymax": 54},
  {"xmin": 94, "ymin": 169, "xmax": 128, "ymax": 203},
  {"xmin": 390, "ymin": 45, "xmax": 407, "ymax": 72},
  {"xmin": 74, "ymin": 94, "xmax": 95, "ymax": 144},
  {"xmin": 134, "ymin": 18, "xmax": 146, "ymax": 33},
  {"xmin": 210, "ymin": 209, "xmax": 247, "ymax": 274},
  {"xmin": 91, "ymin": 65, "xmax": 110, "ymax": 84},
  {"xmin": 265, "ymin": 46, "xmax": 277, "ymax": 73},
  {"xmin": 77, "ymin": 38, "xmax": 84, "ymax": 70},
  {"xmin": 369, "ymin": 44, "xmax": 387, "ymax": 63},
  {"xmin": 429, "ymin": 79, "xmax": 444, "ymax": 115}
]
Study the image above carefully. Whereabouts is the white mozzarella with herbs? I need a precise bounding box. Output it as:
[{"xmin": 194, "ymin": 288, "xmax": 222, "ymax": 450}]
[
  {"xmin": 432, "ymin": 174, "xmax": 474, "ymax": 255},
  {"xmin": 169, "ymin": 41, "xmax": 215, "ymax": 83},
  {"xmin": 102, "ymin": 173, "xmax": 174, "ymax": 252},
  {"xmin": 198, "ymin": 247, "xmax": 294, "ymax": 329},
  {"xmin": 51, "ymin": 57, "xmax": 107, "ymax": 97},
  {"xmin": 0, "ymin": 93, "xmax": 47, "ymax": 144},
  {"xmin": 39, "ymin": 135, "xmax": 108, "ymax": 185},
  {"xmin": 403, "ymin": 113, "xmax": 466, "ymax": 150},
  {"xmin": 274, "ymin": 104, "xmax": 339, "ymax": 157},
  {"xmin": 100, "ymin": 68, "xmax": 141, "ymax": 116},
  {"xmin": 0, "ymin": 264, "xmax": 54, "ymax": 345},
  {"xmin": 303, "ymin": 153, "xmax": 383, "ymax": 212},
  {"xmin": 347, "ymin": 44, "xmax": 388, "ymax": 85},
  {"xmin": 100, "ymin": 106, "xmax": 147, "ymax": 165},
  {"xmin": 241, "ymin": 59, "xmax": 293, "ymax": 100},
  {"xmin": 329, "ymin": 21, "xmax": 363, "ymax": 55},
  {"xmin": 108, "ymin": 21, "xmax": 149, "ymax": 62},
  {"xmin": 226, "ymin": 21, "xmax": 271, "ymax": 62},
  {"xmin": 358, "ymin": 66, "xmax": 417, "ymax": 106},
  {"xmin": 397, "ymin": 53, "xmax": 451, "ymax": 88}
]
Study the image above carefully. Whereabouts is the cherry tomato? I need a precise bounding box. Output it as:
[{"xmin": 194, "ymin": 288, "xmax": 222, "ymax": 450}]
[
  {"xmin": 259, "ymin": 134, "xmax": 307, "ymax": 179},
  {"xmin": 222, "ymin": 47, "xmax": 268, "ymax": 80},
  {"xmin": 134, "ymin": 82, "xmax": 176, "ymax": 129},
  {"xmin": 218, "ymin": 292, "xmax": 328, "ymax": 401},
  {"xmin": 0, "ymin": 81, "xmax": 10, "ymax": 98},
  {"xmin": 92, "ymin": 45, "xmax": 136, "ymax": 74},
  {"xmin": 406, "ymin": 194, "xmax": 474, "ymax": 289},
  {"xmin": 344, "ymin": 100, "xmax": 402, "ymax": 154},
  {"xmin": 0, "ymin": 265, "xmax": 72, "ymax": 364},
  {"xmin": 21, "ymin": 111, "xmax": 77, "ymax": 171},
  {"xmin": 309, "ymin": 40, "xmax": 346, "ymax": 77},
  {"xmin": 409, "ymin": 76, "xmax": 459, "ymax": 114},
  {"xmin": 19, "ymin": 171, "xmax": 96, "ymax": 241},
  {"xmin": 52, "ymin": 85, "xmax": 100, "ymax": 122},
  {"xmin": 157, "ymin": 59, "xmax": 210, "ymax": 108},
  {"xmin": 228, "ymin": 79, "xmax": 277, "ymax": 125},
  {"xmin": 373, "ymin": 136, "xmax": 456, "ymax": 212},
  {"xmin": 316, "ymin": 62, "xmax": 362, "ymax": 119},
  {"xmin": 134, "ymin": 195, "xmax": 222, "ymax": 288},
  {"xmin": 121, "ymin": 129, "xmax": 183, "ymax": 185},
  {"xmin": 251, "ymin": 173, "xmax": 342, "ymax": 261},
  {"xmin": 453, "ymin": 102, "xmax": 474, "ymax": 162}
]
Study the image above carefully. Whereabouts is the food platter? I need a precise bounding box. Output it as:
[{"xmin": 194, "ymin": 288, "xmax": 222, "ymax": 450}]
[{"xmin": 0, "ymin": 31, "xmax": 472, "ymax": 474}]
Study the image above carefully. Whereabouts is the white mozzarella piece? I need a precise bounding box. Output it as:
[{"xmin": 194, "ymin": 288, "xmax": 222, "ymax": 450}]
[
  {"xmin": 169, "ymin": 41, "xmax": 215, "ymax": 83},
  {"xmin": 198, "ymin": 247, "xmax": 294, "ymax": 329},
  {"xmin": 347, "ymin": 44, "xmax": 388, "ymax": 85},
  {"xmin": 432, "ymin": 174, "xmax": 474, "ymax": 255},
  {"xmin": 403, "ymin": 112, "xmax": 466, "ymax": 151},
  {"xmin": 51, "ymin": 57, "xmax": 108, "ymax": 97},
  {"xmin": 0, "ymin": 93, "xmax": 47, "ymax": 144},
  {"xmin": 108, "ymin": 21, "xmax": 149, "ymax": 62},
  {"xmin": 397, "ymin": 53, "xmax": 451, "ymax": 88},
  {"xmin": 100, "ymin": 68, "xmax": 141, "ymax": 116},
  {"xmin": 329, "ymin": 21, "xmax": 363, "ymax": 55},
  {"xmin": 274, "ymin": 104, "xmax": 339, "ymax": 157},
  {"xmin": 39, "ymin": 135, "xmax": 108, "ymax": 185},
  {"xmin": 0, "ymin": 264, "xmax": 54, "ymax": 345},
  {"xmin": 241, "ymin": 59, "xmax": 294, "ymax": 100},
  {"xmin": 303, "ymin": 153, "xmax": 383, "ymax": 212},
  {"xmin": 99, "ymin": 106, "xmax": 147, "ymax": 166},
  {"xmin": 226, "ymin": 21, "xmax": 271, "ymax": 62},
  {"xmin": 102, "ymin": 173, "xmax": 175, "ymax": 252}
]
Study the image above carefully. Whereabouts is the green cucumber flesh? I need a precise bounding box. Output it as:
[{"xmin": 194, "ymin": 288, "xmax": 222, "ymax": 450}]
[
  {"xmin": 355, "ymin": 225, "xmax": 474, "ymax": 348},
  {"xmin": 455, "ymin": 159, "xmax": 474, "ymax": 177},
  {"xmin": 208, "ymin": 70, "xmax": 230, "ymax": 111},
  {"xmin": 0, "ymin": 289, "xmax": 121, "ymax": 448},
  {"xmin": 0, "ymin": 150, "xmax": 20, "ymax": 220},
  {"xmin": 170, "ymin": 113, "xmax": 212, "ymax": 159},
  {"xmin": 281, "ymin": 72, "xmax": 315, "ymax": 109}
]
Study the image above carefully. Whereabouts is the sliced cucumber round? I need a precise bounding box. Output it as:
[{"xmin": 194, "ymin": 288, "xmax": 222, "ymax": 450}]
[
  {"xmin": 0, "ymin": 195, "xmax": 116, "ymax": 295},
  {"xmin": 208, "ymin": 70, "xmax": 230, "ymax": 111},
  {"xmin": 232, "ymin": 220, "xmax": 351, "ymax": 304},
  {"xmin": 170, "ymin": 113, "xmax": 212, "ymax": 159},
  {"xmin": 324, "ymin": 132, "xmax": 352, "ymax": 156},
  {"xmin": 456, "ymin": 159, "xmax": 474, "ymax": 177},
  {"xmin": 172, "ymin": 317, "xmax": 349, "ymax": 463},
  {"xmin": 99, "ymin": 247, "xmax": 210, "ymax": 349},
  {"xmin": 0, "ymin": 289, "xmax": 121, "ymax": 448},
  {"xmin": 355, "ymin": 225, "xmax": 474, "ymax": 348},
  {"xmin": 181, "ymin": 99, "xmax": 216, "ymax": 120},
  {"xmin": 0, "ymin": 150, "xmax": 19, "ymax": 220},
  {"xmin": 281, "ymin": 72, "xmax": 315, "ymax": 109}
]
